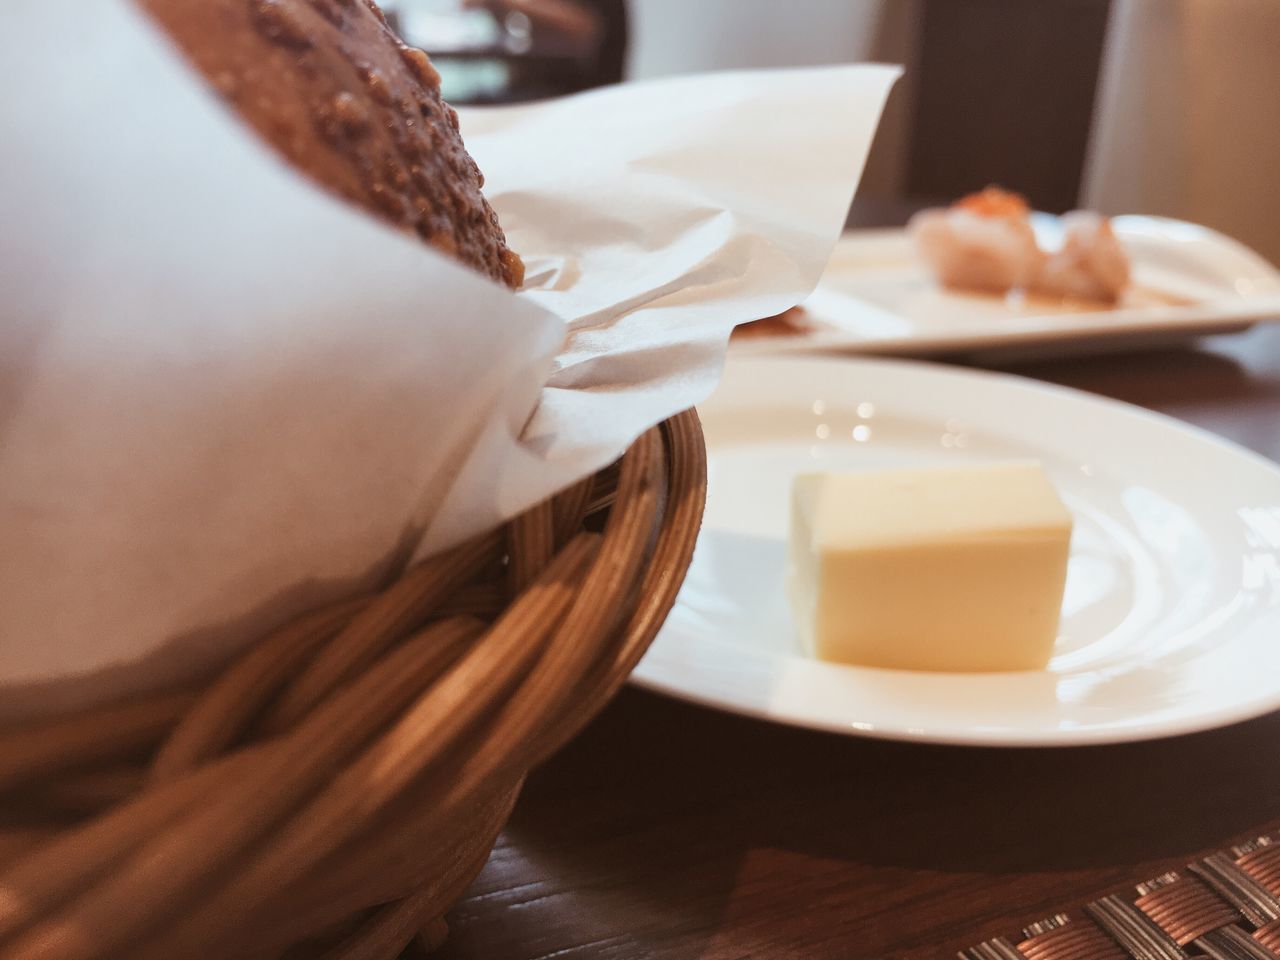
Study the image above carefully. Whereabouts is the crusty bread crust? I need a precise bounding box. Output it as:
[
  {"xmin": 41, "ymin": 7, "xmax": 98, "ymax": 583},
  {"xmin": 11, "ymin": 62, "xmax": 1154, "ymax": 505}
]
[{"xmin": 140, "ymin": 0, "xmax": 523, "ymax": 288}]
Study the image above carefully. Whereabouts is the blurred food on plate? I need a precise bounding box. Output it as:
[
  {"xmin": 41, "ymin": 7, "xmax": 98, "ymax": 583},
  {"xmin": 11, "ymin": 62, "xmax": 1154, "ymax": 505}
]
[
  {"xmin": 909, "ymin": 186, "xmax": 1131, "ymax": 304},
  {"xmin": 733, "ymin": 306, "xmax": 814, "ymax": 340}
]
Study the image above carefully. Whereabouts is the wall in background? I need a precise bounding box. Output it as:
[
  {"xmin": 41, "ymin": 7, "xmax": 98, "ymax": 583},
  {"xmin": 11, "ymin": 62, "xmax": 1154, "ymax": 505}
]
[
  {"xmin": 621, "ymin": 1, "xmax": 1116, "ymax": 215},
  {"xmin": 1085, "ymin": 0, "xmax": 1280, "ymax": 263},
  {"xmin": 624, "ymin": 0, "xmax": 920, "ymax": 205},
  {"xmin": 617, "ymin": 0, "xmax": 1279, "ymax": 261},
  {"xmin": 626, "ymin": 0, "xmax": 883, "ymax": 78}
]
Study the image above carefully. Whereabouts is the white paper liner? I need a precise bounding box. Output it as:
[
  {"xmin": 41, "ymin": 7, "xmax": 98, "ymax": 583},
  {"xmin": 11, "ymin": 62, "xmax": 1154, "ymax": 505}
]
[{"xmin": 0, "ymin": 0, "xmax": 897, "ymax": 717}]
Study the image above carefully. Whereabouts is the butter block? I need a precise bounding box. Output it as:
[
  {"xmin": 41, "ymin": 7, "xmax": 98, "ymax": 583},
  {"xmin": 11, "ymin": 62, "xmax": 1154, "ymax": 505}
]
[{"xmin": 788, "ymin": 462, "xmax": 1072, "ymax": 672}]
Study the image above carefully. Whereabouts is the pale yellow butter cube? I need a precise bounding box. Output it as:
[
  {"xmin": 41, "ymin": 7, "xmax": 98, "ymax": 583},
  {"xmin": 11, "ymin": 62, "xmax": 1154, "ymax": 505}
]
[{"xmin": 789, "ymin": 462, "xmax": 1072, "ymax": 672}]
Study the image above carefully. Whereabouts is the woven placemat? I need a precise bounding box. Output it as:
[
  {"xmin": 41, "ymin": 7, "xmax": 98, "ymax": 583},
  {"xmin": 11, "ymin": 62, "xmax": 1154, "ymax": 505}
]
[{"xmin": 961, "ymin": 834, "xmax": 1280, "ymax": 959}]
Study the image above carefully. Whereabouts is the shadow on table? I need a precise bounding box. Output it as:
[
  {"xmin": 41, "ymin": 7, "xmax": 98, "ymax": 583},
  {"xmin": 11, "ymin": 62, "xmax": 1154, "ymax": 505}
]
[
  {"xmin": 531, "ymin": 688, "xmax": 1280, "ymax": 873},
  {"xmin": 438, "ymin": 684, "xmax": 1280, "ymax": 958},
  {"xmin": 985, "ymin": 327, "xmax": 1280, "ymax": 417}
]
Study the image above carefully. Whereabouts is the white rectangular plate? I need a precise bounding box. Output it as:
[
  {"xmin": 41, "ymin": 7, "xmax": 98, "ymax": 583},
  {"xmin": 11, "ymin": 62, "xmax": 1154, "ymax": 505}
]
[{"xmin": 732, "ymin": 215, "xmax": 1280, "ymax": 361}]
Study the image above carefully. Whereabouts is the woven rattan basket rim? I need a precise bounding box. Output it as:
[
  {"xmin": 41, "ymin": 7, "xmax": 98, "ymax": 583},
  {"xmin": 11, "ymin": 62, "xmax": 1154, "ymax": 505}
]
[{"xmin": 0, "ymin": 409, "xmax": 707, "ymax": 960}]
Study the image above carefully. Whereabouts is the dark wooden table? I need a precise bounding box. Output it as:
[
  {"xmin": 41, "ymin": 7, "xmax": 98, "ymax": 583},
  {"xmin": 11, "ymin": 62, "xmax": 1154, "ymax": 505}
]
[{"xmin": 436, "ymin": 324, "xmax": 1280, "ymax": 960}]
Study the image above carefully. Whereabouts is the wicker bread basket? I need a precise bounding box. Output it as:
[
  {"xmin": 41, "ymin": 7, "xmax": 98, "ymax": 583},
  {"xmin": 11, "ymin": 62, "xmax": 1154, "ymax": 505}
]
[{"xmin": 0, "ymin": 409, "xmax": 706, "ymax": 960}]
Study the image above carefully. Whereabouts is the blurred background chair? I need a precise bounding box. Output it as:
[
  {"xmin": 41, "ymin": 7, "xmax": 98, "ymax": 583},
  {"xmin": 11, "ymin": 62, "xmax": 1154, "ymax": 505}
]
[{"xmin": 386, "ymin": 0, "xmax": 627, "ymax": 102}]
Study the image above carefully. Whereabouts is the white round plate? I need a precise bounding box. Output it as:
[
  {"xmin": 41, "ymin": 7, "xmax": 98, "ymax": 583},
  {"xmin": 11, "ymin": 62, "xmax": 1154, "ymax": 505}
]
[{"xmin": 634, "ymin": 356, "xmax": 1280, "ymax": 746}]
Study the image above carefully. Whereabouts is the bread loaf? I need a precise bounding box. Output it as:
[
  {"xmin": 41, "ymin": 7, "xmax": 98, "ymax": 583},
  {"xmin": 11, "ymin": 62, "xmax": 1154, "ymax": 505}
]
[{"xmin": 140, "ymin": 0, "xmax": 524, "ymax": 288}]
